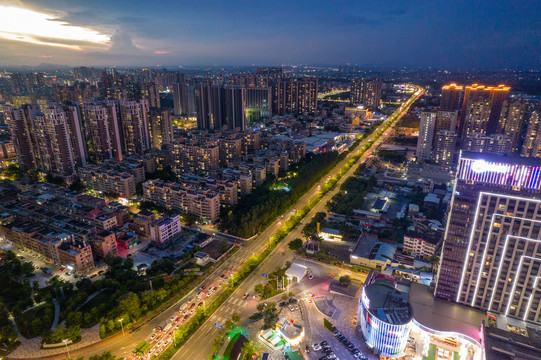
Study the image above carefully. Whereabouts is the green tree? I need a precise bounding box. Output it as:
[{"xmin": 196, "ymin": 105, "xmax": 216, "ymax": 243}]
[
  {"xmin": 231, "ymin": 313, "xmax": 240, "ymax": 323},
  {"xmin": 288, "ymin": 238, "xmax": 303, "ymax": 251},
  {"xmin": 89, "ymin": 351, "xmax": 121, "ymax": 360},
  {"xmin": 119, "ymin": 292, "xmax": 141, "ymax": 321},
  {"xmin": 241, "ymin": 341, "xmax": 258, "ymax": 357},
  {"xmin": 339, "ymin": 275, "xmax": 351, "ymax": 286},
  {"xmin": 254, "ymin": 284, "xmax": 264, "ymax": 296}
]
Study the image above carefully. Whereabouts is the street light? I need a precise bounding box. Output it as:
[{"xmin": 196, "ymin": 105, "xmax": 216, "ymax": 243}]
[
  {"xmin": 62, "ymin": 339, "xmax": 70, "ymax": 359},
  {"xmin": 118, "ymin": 318, "xmax": 125, "ymax": 336}
]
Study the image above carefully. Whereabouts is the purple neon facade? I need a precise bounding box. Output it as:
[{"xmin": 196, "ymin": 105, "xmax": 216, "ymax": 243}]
[
  {"xmin": 436, "ymin": 152, "xmax": 541, "ymax": 302},
  {"xmin": 459, "ymin": 158, "xmax": 541, "ymax": 191}
]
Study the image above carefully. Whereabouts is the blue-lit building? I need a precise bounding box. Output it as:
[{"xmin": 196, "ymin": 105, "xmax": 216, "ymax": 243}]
[{"xmin": 358, "ymin": 272, "xmax": 413, "ymax": 358}]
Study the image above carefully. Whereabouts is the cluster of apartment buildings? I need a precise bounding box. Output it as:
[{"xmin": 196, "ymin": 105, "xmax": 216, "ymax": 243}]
[
  {"xmin": 0, "ymin": 178, "xmax": 181, "ymax": 271},
  {"xmin": 417, "ymin": 83, "xmax": 541, "ymax": 166}
]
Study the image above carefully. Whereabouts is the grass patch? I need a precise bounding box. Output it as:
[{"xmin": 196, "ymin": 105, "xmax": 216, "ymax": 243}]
[{"xmin": 324, "ymin": 318, "xmax": 336, "ymax": 332}]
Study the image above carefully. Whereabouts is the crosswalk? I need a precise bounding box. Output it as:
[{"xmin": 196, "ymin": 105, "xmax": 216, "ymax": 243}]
[{"xmin": 208, "ymin": 297, "xmax": 249, "ymax": 325}]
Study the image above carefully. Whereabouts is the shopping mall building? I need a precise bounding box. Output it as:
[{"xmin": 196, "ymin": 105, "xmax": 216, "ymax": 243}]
[{"xmin": 358, "ymin": 271, "xmax": 485, "ymax": 360}]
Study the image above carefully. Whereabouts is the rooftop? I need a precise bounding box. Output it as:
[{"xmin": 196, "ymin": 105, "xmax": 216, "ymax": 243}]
[
  {"xmin": 461, "ymin": 151, "xmax": 541, "ymax": 167},
  {"xmin": 363, "ymin": 281, "xmax": 413, "ymax": 325},
  {"xmin": 408, "ymin": 282, "xmax": 484, "ymax": 341}
]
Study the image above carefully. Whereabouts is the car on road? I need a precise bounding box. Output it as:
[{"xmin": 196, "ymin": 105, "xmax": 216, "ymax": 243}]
[
  {"xmin": 312, "ymin": 343, "xmax": 321, "ymax": 351},
  {"xmin": 200, "ymin": 285, "xmax": 206, "ymax": 290},
  {"xmin": 309, "ymin": 274, "xmax": 314, "ymax": 279},
  {"xmin": 321, "ymin": 341, "xmax": 328, "ymax": 347},
  {"xmin": 242, "ymin": 293, "xmax": 249, "ymax": 299},
  {"xmin": 169, "ymin": 316, "xmax": 176, "ymax": 321},
  {"xmin": 289, "ymin": 305, "xmax": 295, "ymax": 312},
  {"xmin": 197, "ymin": 302, "xmax": 203, "ymax": 308}
]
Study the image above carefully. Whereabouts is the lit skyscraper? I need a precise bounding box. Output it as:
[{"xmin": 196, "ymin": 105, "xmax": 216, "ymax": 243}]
[
  {"xmin": 351, "ymin": 78, "xmax": 382, "ymax": 110},
  {"xmin": 416, "ymin": 112, "xmax": 436, "ymax": 161},
  {"xmin": 436, "ymin": 151, "xmax": 541, "ymax": 323},
  {"xmin": 32, "ymin": 106, "xmax": 79, "ymax": 177},
  {"xmin": 440, "ymin": 83, "xmax": 463, "ymax": 111},
  {"xmin": 119, "ymin": 99, "xmax": 150, "ymax": 155},
  {"xmin": 272, "ymin": 78, "xmax": 318, "ymax": 115},
  {"xmin": 196, "ymin": 83, "xmax": 246, "ymax": 130},
  {"xmin": 3, "ymin": 104, "xmax": 38, "ymax": 170},
  {"xmin": 245, "ymin": 87, "xmax": 272, "ymax": 124},
  {"xmin": 149, "ymin": 107, "xmax": 173, "ymax": 149},
  {"xmin": 522, "ymin": 109, "xmax": 541, "ymax": 159},
  {"xmin": 172, "ymin": 74, "xmax": 188, "ymax": 116},
  {"xmin": 433, "ymin": 130, "xmax": 457, "ymax": 166},
  {"xmin": 499, "ymin": 99, "xmax": 528, "ymax": 153},
  {"xmin": 82, "ymin": 101, "xmax": 123, "ymax": 163}
]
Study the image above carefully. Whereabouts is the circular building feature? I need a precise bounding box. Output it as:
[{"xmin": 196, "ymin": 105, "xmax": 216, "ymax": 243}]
[{"xmin": 358, "ymin": 279, "xmax": 414, "ymax": 358}]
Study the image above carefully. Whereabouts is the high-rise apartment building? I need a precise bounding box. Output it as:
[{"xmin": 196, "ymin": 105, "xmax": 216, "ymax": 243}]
[
  {"xmin": 350, "ymin": 78, "xmax": 382, "ymax": 110},
  {"xmin": 3, "ymin": 105, "xmax": 37, "ymax": 170},
  {"xmin": 499, "ymin": 99, "xmax": 528, "ymax": 153},
  {"xmin": 60, "ymin": 104, "xmax": 87, "ymax": 167},
  {"xmin": 434, "ymin": 111, "xmax": 458, "ymax": 135},
  {"xmin": 522, "ymin": 110, "xmax": 541, "ymax": 158},
  {"xmin": 172, "ymin": 74, "xmax": 188, "ymax": 116},
  {"xmin": 119, "ymin": 100, "xmax": 150, "ymax": 155},
  {"xmin": 196, "ymin": 83, "xmax": 246, "ymax": 131},
  {"xmin": 488, "ymin": 85, "xmax": 511, "ymax": 133},
  {"xmin": 82, "ymin": 101, "xmax": 123, "ymax": 163},
  {"xmin": 149, "ymin": 107, "xmax": 173, "ymax": 149},
  {"xmin": 272, "ymin": 78, "xmax": 318, "ymax": 115},
  {"xmin": 433, "ymin": 130, "xmax": 457, "ymax": 166},
  {"xmin": 416, "ymin": 111, "xmax": 457, "ymax": 164},
  {"xmin": 436, "ymin": 152, "xmax": 541, "ymax": 318},
  {"xmin": 245, "ymin": 87, "xmax": 272, "ymax": 124},
  {"xmin": 416, "ymin": 112, "xmax": 436, "ymax": 161},
  {"xmin": 365, "ymin": 78, "xmax": 382, "ymax": 109},
  {"xmin": 440, "ymin": 83, "xmax": 463, "ymax": 111},
  {"xmin": 462, "ymin": 99, "xmax": 492, "ymax": 137},
  {"xmin": 32, "ymin": 106, "xmax": 80, "ymax": 177},
  {"xmin": 141, "ymin": 82, "xmax": 160, "ymax": 108},
  {"xmin": 459, "ymin": 84, "xmax": 510, "ymax": 134}
]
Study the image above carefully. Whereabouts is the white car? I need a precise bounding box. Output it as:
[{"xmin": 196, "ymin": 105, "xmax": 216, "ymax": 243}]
[
  {"xmin": 312, "ymin": 343, "xmax": 321, "ymax": 351},
  {"xmin": 170, "ymin": 316, "xmax": 176, "ymax": 321}
]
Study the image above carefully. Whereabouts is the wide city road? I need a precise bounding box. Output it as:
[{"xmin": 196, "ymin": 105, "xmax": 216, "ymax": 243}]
[{"xmin": 171, "ymin": 86, "xmax": 424, "ymax": 360}]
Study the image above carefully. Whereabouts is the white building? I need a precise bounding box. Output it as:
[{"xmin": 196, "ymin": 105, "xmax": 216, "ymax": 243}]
[
  {"xmin": 416, "ymin": 112, "xmax": 436, "ymax": 161},
  {"xmin": 285, "ymin": 262, "xmax": 308, "ymax": 282},
  {"xmin": 150, "ymin": 214, "xmax": 181, "ymax": 248},
  {"xmin": 318, "ymin": 227, "xmax": 343, "ymax": 242}
]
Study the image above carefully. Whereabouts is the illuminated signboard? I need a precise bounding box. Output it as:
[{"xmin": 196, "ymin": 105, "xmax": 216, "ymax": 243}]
[
  {"xmin": 458, "ymin": 158, "xmax": 541, "ymax": 190},
  {"xmin": 471, "ymin": 160, "xmax": 509, "ymax": 174}
]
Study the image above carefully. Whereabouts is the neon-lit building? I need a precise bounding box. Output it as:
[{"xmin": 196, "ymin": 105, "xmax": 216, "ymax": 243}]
[
  {"xmin": 359, "ymin": 272, "xmax": 486, "ymax": 360},
  {"xmin": 358, "ymin": 273, "xmax": 413, "ymax": 358},
  {"xmin": 276, "ymin": 318, "xmax": 304, "ymax": 347},
  {"xmin": 436, "ymin": 151, "xmax": 541, "ymax": 326}
]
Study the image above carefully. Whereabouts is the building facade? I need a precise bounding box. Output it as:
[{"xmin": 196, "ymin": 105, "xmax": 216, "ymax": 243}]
[{"xmin": 436, "ymin": 151, "xmax": 541, "ymax": 327}]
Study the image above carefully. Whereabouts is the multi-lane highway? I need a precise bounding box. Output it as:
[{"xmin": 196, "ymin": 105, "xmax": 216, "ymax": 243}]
[{"xmin": 26, "ymin": 86, "xmax": 422, "ymax": 360}]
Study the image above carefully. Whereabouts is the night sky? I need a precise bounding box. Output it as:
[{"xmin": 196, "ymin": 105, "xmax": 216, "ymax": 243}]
[{"xmin": 0, "ymin": 0, "xmax": 540, "ymax": 69}]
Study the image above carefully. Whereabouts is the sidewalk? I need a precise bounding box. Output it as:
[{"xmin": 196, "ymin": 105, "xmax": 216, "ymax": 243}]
[{"xmin": 7, "ymin": 324, "xmax": 101, "ymax": 360}]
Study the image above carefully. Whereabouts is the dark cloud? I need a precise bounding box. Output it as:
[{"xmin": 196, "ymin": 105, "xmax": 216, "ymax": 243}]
[{"xmin": 0, "ymin": 0, "xmax": 539, "ymax": 68}]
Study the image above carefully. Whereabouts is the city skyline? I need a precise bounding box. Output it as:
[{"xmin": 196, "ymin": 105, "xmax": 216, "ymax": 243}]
[{"xmin": 0, "ymin": 0, "xmax": 539, "ymax": 69}]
